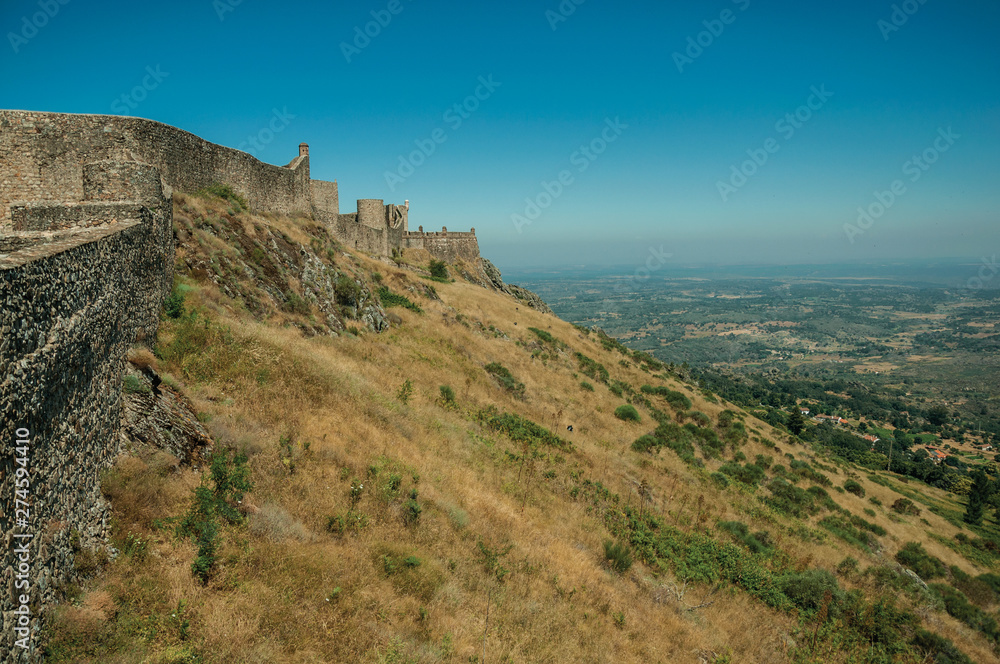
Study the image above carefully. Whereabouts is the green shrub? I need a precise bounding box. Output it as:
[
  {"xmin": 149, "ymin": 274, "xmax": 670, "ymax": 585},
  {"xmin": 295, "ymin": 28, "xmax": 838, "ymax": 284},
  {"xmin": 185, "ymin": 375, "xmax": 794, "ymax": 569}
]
[
  {"xmin": 580, "ymin": 381, "xmax": 594, "ymax": 392},
  {"xmin": 438, "ymin": 385, "xmax": 455, "ymax": 406},
  {"xmin": 891, "ymin": 497, "xmax": 921, "ymax": 516},
  {"xmin": 378, "ymin": 286, "xmax": 422, "ymax": 313},
  {"xmin": 709, "ymin": 472, "xmax": 730, "ymax": 489},
  {"xmin": 403, "ymin": 496, "xmax": 422, "ymax": 526},
  {"xmin": 164, "ymin": 281, "xmax": 186, "ymax": 319},
  {"xmin": 895, "ymin": 542, "xmax": 946, "ymax": 580},
  {"xmin": 575, "ymin": 352, "xmax": 609, "ymax": 383},
  {"xmin": 631, "ymin": 421, "xmax": 700, "ymax": 464},
  {"xmin": 602, "ymin": 539, "xmax": 633, "ymax": 573},
  {"xmin": 476, "ymin": 539, "xmax": 514, "ymax": 583},
  {"xmin": 716, "ymin": 521, "xmax": 772, "ymax": 555},
  {"xmin": 477, "ymin": 406, "xmax": 572, "ymax": 451},
  {"xmin": 332, "ymin": 274, "xmax": 363, "ymax": 309},
  {"xmin": 284, "ymin": 290, "xmax": 311, "ymax": 315},
  {"xmin": 689, "ymin": 411, "xmax": 712, "ymax": 427},
  {"xmin": 776, "ymin": 569, "xmax": 843, "ymax": 614},
  {"xmin": 718, "ymin": 462, "xmax": 765, "ymax": 488},
  {"xmin": 836, "ymin": 556, "xmax": 859, "ymax": 576},
  {"xmin": 911, "ymin": 629, "xmax": 975, "ymax": 664},
  {"xmin": 484, "ymin": 363, "xmax": 526, "ymax": 399},
  {"xmin": 190, "ymin": 520, "xmax": 218, "ymax": 585},
  {"xmin": 818, "ymin": 513, "xmax": 883, "ymax": 551},
  {"xmin": 614, "ymin": 405, "xmax": 641, "ymax": 422},
  {"xmin": 123, "ymin": 374, "xmax": 151, "ymax": 395},
  {"xmin": 765, "ymin": 478, "xmax": 820, "ymax": 518},
  {"xmin": 844, "ymin": 479, "xmax": 865, "ymax": 497},
  {"xmin": 428, "ymin": 259, "xmax": 449, "ymax": 280},
  {"xmin": 930, "ymin": 583, "xmax": 1000, "ymax": 643},
  {"xmin": 397, "ymin": 379, "xmax": 413, "ymax": 404},
  {"xmin": 640, "ymin": 385, "xmax": 692, "ymax": 410},
  {"xmin": 198, "ymin": 182, "xmax": 248, "ymax": 211},
  {"xmin": 806, "ymin": 486, "xmax": 840, "ymax": 512},
  {"xmin": 632, "ymin": 435, "xmax": 660, "ymax": 453},
  {"xmin": 527, "ymin": 327, "xmax": 561, "ymax": 346}
]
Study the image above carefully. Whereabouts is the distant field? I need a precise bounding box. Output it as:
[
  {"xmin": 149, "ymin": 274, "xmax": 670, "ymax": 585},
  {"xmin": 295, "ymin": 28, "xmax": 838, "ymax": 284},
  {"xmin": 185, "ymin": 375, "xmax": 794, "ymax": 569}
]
[{"xmin": 516, "ymin": 263, "xmax": 1000, "ymax": 448}]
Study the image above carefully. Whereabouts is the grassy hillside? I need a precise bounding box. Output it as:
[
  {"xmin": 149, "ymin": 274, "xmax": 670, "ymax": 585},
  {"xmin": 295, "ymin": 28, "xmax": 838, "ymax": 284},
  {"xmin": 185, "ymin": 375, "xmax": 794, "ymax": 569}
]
[{"xmin": 42, "ymin": 193, "xmax": 999, "ymax": 663}]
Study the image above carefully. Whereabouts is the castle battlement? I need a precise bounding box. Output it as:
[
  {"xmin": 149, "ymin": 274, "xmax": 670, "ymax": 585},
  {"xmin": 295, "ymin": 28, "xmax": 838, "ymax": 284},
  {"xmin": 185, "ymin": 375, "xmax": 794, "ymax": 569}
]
[{"xmin": 0, "ymin": 109, "xmax": 479, "ymax": 264}]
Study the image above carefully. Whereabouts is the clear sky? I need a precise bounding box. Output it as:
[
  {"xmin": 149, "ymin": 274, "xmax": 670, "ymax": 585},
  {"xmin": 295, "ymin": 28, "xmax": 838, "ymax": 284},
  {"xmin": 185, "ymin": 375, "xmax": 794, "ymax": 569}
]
[{"xmin": 2, "ymin": 0, "xmax": 998, "ymax": 272}]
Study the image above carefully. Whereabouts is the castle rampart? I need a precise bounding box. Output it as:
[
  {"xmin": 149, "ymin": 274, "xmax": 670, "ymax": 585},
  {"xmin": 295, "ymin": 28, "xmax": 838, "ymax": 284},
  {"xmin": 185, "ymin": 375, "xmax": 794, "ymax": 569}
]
[
  {"xmin": 403, "ymin": 227, "xmax": 480, "ymax": 263},
  {"xmin": 0, "ymin": 110, "xmax": 479, "ymax": 265},
  {"xmin": 0, "ymin": 172, "xmax": 172, "ymax": 659},
  {"xmin": 0, "ymin": 110, "xmax": 311, "ymax": 230}
]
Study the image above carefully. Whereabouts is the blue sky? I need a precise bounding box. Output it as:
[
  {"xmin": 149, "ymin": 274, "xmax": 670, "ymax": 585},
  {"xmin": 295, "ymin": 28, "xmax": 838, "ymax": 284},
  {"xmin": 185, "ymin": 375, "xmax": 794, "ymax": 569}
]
[{"xmin": 2, "ymin": 0, "xmax": 998, "ymax": 271}]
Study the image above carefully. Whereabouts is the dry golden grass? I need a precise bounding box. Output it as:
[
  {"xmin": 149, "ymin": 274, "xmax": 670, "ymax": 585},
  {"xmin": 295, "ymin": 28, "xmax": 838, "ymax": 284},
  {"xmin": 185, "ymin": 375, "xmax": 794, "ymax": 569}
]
[
  {"xmin": 126, "ymin": 346, "xmax": 158, "ymax": 370},
  {"xmin": 43, "ymin": 200, "xmax": 998, "ymax": 664}
]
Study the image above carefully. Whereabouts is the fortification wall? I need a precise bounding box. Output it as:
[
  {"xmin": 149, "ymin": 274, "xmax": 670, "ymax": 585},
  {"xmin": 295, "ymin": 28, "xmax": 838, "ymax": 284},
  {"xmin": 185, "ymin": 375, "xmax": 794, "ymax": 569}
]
[
  {"xmin": 404, "ymin": 228, "xmax": 480, "ymax": 263},
  {"xmin": 357, "ymin": 199, "xmax": 385, "ymax": 230},
  {"xmin": 334, "ymin": 213, "xmax": 388, "ymax": 255},
  {"xmin": 311, "ymin": 179, "xmax": 339, "ymax": 219},
  {"xmin": 0, "ymin": 199, "xmax": 172, "ymax": 659},
  {"xmin": 0, "ymin": 110, "xmax": 311, "ymax": 230}
]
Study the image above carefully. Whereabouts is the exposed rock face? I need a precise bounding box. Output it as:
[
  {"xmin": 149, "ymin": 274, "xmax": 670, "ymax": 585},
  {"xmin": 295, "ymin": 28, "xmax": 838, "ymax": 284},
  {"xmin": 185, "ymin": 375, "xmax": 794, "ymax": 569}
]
[
  {"xmin": 509, "ymin": 284, "xmax": 555, "ymax": 316},
  {"xmin": 173, "ymin": 207, "xmax": 388, "ymax": 335},
  {"xmin": 479, "ymin": 258, "xmax": 554, "ymax": 315},
  {"xmin": 120, "ymin": 366, "xmax": 212, "ymax": 465},
  {"xmin": 481, "ymin": 258, "xmax": 512, "ymax": 295}
]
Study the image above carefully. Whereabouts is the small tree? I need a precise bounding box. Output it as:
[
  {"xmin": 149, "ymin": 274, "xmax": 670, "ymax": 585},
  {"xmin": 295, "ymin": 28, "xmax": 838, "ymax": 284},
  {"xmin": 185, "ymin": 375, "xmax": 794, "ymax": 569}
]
[
  {"xmin": 787, "ymin": 409, "xmax": 806, "ymax": 436},
  {"xmin": 614, "ymin": 405, "xmax": 640, "ymax": 422},
  {"xmin": 429, "ymin": 259, "xmax": 449, "ymax": 280},
  {"xmin": 927, "ymin": 405, "xmax": 950, "ymax": 427},
  {"xmin": 964, "ymin": 470, "xmax": 993, "ymax": 526}
]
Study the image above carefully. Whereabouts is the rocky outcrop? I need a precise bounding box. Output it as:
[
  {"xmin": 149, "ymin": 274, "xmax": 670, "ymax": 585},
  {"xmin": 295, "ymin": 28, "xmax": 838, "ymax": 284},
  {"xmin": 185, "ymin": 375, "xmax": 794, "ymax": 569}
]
[
  {"xmin": 120, "ymin": 365, "xmax": 212, "ymax": 465},
  {"xmin": 174, "ymin": 202, "xmax": 388, "ymax": 335},
  {"xmin": 478, "ymin": 258, "xmax": 554, "ymax": 315},
  {"xmin": 509, "ymin": 284, "xmax": 555, "ymax": 316},
  {"xmin": 481, "ymin": 258, "xmax": 511, "ymax": 295}
]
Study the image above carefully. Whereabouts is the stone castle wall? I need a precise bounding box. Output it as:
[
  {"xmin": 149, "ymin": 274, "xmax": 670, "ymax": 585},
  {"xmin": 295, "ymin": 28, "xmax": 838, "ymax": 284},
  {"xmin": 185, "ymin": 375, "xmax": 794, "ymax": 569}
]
[
  {"xmin": 0, "ymin": 191, "xmax": 172, "ymax": 660},
  {"xmin": 1, "ymin": 110, "xmax": 480, "ymax": 265},
  {"xmin": 0, "ymin": 110, "xmax": 311, "ymax": 231},
  {"xmin": 404, "ymin": 228, "xmax": 480, "ymax": 264},
  {"xmin": 311, "ymin": 179, "xmax": 339, "ymax": 218}
]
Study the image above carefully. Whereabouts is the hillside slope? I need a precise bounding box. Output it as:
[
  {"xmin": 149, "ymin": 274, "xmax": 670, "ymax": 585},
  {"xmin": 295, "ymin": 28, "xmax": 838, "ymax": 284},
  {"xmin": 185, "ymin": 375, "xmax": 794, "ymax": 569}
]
[{"xmin": 42, "ymin": 193, "xmax": 999, "ymax": 663}]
